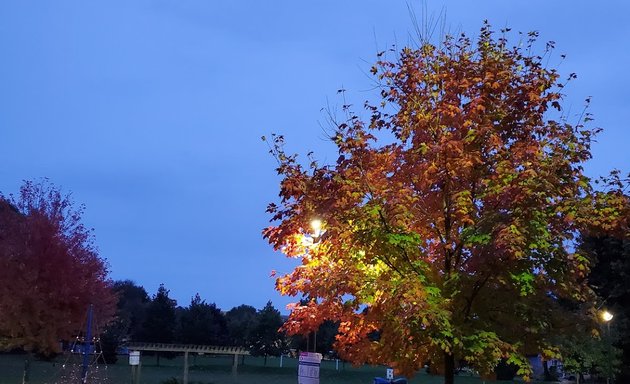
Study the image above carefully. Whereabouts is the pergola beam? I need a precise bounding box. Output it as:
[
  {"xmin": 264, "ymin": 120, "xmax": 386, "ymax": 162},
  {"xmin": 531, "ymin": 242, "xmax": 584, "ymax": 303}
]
[{"xmin": 125, "ymin": 342, "xmax": 249, "ymax": 355}]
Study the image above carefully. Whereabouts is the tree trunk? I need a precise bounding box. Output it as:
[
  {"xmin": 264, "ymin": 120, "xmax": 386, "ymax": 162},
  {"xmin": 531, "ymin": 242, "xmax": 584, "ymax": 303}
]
[{"xmin": 444, "ymin": 352, "xmax": 455, "ymax": 384}]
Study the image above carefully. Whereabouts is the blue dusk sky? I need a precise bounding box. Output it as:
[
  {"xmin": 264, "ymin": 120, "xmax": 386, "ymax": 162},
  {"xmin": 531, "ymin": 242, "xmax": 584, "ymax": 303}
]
[{"xmin": 1, "ymin": 1, "xmax": 628, "ymax": 313}]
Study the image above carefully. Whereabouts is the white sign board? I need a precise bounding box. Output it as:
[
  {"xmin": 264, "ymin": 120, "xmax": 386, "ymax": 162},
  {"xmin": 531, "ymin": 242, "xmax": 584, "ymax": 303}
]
[
  {"xmin": 386, "ymin": 368, "xmax": 394, "ymax": 380},
  {"xmin": 129, "ymin": 351, "xmax": 140, "ymax": 366},
  {"xmin": 298, "ymin": 352, "xmax": 322, "ymax": 384}
]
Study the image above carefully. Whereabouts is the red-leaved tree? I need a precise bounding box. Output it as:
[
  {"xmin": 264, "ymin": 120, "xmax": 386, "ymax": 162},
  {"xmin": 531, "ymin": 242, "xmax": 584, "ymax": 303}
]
[{"xmin": 0, "ymin": 179, "xmax": 116, "ymax": 356}]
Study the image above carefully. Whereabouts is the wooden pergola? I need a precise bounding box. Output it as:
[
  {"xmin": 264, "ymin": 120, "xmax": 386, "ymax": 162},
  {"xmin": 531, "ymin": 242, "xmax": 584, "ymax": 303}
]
[{"xmin": 124, "ymin": 342, "xmax": 250, "ymax": 384}]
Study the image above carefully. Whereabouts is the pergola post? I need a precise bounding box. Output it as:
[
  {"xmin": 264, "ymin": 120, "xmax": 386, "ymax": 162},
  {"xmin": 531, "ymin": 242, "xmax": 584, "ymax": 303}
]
[
  {"xmin": 183, "ymin": 351, "xmax": 189, "ymax": 384},
  {"xmin": 232, "ymin": 353, "xmax": 238, "ymax": 377}
]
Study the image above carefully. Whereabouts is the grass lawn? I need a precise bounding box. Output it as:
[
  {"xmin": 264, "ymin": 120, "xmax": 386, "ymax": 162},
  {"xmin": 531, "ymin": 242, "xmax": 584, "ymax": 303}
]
[{"xmin": 0, "ymin": 353, "xmax": 547, "ymax": 384}]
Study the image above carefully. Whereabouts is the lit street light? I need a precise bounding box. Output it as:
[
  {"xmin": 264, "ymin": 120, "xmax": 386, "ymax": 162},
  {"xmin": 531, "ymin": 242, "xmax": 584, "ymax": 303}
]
[
  {"xmin": 601, "ymin": 310, "xmax": 614, "ymax": 323},
  {"xmin": 310, "ymin": 219, "xmax": 323, "ymax": 238}
]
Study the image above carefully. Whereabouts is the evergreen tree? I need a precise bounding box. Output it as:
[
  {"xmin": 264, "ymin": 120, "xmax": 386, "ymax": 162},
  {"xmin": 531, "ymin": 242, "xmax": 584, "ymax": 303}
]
[
  {"xmin": 140, "ymin": 284, "xmax": 176, "ymax": 344},
  {"xmin": 226, "ymin": 304, "xmax": 257, "ymax": 347},
  {"xmin": 179, "ymin": 294, "xmax": 227, "ymax": 345},
  {"xmin": 100, "ymin": 280, "xmax": 150, "ymax": 363},
  {"xmin": 114, "ymin": 280, "xmax": 150, "ymax": 341},
  {"xmin": 250, "ymin": 301, "xmax": 288, "ymax": 365}
]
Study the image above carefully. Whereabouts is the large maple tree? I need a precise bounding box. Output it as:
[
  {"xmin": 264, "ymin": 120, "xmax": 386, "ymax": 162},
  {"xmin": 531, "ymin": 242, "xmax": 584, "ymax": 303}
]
[
  {"xmin": 0, "ymin": 180, "xmax": 116, "ymax": 356},
  {"xmin": 264, "ymin": 23, "xmax": 609, "ymax": 383}
]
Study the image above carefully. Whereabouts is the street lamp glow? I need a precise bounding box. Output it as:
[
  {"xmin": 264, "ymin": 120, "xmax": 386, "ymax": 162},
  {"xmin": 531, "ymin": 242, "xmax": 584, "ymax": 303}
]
[
  {"xmin": 601, "ymin": 310, "xmax": 613, "ymax": 322},
  {"xmin": 310, "ymin": 219, "xmax": 322, "ymax": 237}
]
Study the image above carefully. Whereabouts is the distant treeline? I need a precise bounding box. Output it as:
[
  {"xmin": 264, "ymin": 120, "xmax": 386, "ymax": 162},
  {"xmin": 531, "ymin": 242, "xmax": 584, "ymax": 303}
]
[{"xmin": 99, "ymin": 280, "xmax": 338, "ymax": 364}]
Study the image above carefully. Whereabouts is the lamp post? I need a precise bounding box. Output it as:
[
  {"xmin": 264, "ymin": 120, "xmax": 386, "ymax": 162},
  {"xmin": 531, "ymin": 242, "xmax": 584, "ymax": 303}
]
[
  {"xmin": 601, "ymin": 310, "xmax": 614, "ymax": 384},
  {"xmin": 307, "ymin": 219, "xmax": 324, "ymax": 353}
]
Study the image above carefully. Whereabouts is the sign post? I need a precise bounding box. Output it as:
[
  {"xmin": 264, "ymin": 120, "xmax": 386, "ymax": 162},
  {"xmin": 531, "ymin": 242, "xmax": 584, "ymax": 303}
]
[{"xmin": 298, "ymin": 352, "xmax": 322, "ymax": 384}]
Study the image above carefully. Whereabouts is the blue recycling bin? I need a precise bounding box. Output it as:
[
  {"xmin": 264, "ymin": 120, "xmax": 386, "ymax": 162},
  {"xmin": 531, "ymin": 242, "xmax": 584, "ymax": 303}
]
[{"xmin": 373, "ymin": 378, "xmax": 389, "ymax": 384}]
